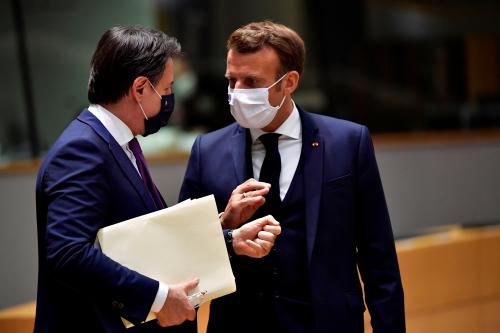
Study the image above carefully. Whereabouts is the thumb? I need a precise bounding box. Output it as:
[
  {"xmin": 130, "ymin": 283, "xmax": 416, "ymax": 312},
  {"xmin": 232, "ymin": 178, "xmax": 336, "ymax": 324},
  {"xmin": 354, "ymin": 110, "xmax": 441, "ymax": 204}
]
[
  {"xmin": 183, "ymin": 277, "xmax": 200, "ymax": 293},
  {"xmin": 255, "ymin": 215, "xmax": 275, "ymax": 227},
  {"xmin": 262, "ymin": 215, "xmax": 279, "ymax": 226}
]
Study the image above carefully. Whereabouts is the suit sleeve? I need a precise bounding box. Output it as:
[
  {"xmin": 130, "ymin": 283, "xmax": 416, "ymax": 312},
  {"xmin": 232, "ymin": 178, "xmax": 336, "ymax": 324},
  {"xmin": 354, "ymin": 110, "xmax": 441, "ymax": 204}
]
[
  {"xmin": 179, "ymin": 136, "xmax": 207, "ymax": 202},
  {"xmin": 42, "ymin": 138, "xmax": 158, "ymax": 324},
  {"xmin": 179, "ymin": 136, "xmax": 237, "ymax": 257},
  {"xmin": 355, "ymin": 126, "xmax": 406, "ymax": 332}
]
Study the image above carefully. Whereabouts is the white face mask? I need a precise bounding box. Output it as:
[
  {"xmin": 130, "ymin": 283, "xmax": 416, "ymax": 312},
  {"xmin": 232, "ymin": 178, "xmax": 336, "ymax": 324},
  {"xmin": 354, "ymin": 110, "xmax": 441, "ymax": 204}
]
[{"xmin": 228, "ymin": 73, "xmax": 287, "ymax": 129}]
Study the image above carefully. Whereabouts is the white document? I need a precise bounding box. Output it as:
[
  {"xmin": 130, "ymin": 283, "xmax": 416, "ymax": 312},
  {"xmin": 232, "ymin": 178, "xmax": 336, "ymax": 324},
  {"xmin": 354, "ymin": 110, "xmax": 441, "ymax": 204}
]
[{"xmin": 96, "ymin": 194, "xmax": 236, "ymax": 322}]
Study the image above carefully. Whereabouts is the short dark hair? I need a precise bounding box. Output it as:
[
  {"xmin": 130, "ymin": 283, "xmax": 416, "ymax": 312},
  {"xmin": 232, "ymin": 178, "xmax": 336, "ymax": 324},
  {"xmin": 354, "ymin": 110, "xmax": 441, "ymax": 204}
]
[
  {"xmin": 88, "ymin": 26, "xmax": 181, "ymax": 104},
  {"xmin": 227, "ymin": 21, "xmax": 305, "ymax": 78}
]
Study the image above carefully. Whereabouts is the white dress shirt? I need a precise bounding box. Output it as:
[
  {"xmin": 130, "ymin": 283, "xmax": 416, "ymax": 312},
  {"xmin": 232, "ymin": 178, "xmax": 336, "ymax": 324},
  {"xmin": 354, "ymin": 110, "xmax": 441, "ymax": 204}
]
[
  {"xmin": 249, "ymin": 101, "xmax": 302, "ymax": 200},
  {"xmin": 88, "ymin": 104, "xmax": 168, "ymax": 313}
]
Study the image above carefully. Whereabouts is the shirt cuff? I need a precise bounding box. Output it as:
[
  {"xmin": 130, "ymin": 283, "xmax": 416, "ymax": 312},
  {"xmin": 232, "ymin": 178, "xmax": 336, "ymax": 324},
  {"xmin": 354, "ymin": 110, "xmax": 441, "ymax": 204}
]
[{"xmin": 150, "ymin": 282, "xmax": 169, "ymax": 313}]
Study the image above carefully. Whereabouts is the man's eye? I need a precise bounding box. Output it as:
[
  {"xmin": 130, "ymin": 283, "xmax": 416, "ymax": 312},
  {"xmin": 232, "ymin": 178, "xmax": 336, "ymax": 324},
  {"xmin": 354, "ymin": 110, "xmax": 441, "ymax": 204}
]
[{"xmin": 245, "ymin": 79, "xmax": 256, "ymax": 87}]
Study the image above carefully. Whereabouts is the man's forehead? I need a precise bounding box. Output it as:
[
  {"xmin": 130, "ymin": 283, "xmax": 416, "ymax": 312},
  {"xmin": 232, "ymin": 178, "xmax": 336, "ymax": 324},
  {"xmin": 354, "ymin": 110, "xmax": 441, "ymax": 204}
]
[{"xmin": 226, "ymin": 49, "xmax": 279, "ymax": 78}]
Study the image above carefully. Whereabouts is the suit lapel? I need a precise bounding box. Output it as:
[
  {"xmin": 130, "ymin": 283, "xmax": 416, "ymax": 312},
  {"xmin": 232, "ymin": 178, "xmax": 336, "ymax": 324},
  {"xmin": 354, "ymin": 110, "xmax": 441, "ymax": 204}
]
[
  {"xmin": 109, "ymin": 144, "xmax": 157, "ymax": 212},
  {"xmin": 231, "ymin": 126, "xmax": 249, "ymax": 184},
  {"xmin": 300, "ymin": 109, "xmax": 324, "ymax": 262},
  {"xmin": 77, "ymin": 109, "xmax": 157, "ymax": 212}
]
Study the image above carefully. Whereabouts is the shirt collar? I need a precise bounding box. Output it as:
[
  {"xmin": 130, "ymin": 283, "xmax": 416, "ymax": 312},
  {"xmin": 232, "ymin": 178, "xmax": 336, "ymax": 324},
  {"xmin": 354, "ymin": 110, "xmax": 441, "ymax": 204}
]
[
  {"xmin": 249, "ymin": 100, "xmax": 302, "ymax": 143},
  {"xmin": 88, "ymin": 104, "xmax": 134, "ymax": 146}
]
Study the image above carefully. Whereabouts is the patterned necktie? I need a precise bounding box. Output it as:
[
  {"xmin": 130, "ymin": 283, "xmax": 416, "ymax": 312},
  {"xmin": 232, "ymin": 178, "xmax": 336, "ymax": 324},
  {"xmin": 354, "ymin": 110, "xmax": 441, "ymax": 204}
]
[
  {"xmin": 128, "ymin": 138, "xmax": 165, "ymax": 209},
  {"xmin": 258, "ymin": 133, "xmax": 282, "ymax": 215}
]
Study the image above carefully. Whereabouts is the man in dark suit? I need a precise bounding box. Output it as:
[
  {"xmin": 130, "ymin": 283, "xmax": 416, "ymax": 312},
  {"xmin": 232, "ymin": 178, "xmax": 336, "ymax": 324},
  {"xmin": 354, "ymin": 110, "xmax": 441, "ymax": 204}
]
[
  {"xmin": 179, "ymin": 21, "xmax": 405, "ymax": 333},
  {"xmin": 35, "ymin": 26, "xmax": 280, "ymax": 333}
]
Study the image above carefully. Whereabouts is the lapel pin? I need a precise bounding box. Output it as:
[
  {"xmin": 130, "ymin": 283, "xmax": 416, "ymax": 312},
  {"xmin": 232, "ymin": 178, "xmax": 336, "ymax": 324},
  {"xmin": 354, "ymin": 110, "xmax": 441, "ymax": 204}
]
[{"xmin": 312, "ymin": 141, "xmax": 319, "ymax": 148}]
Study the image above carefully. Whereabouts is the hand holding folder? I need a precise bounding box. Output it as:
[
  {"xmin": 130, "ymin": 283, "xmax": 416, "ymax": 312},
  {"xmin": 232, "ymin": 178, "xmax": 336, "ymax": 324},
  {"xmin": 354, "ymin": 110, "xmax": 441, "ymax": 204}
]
[{"xmin": 96, "ymin": 195, "xmax": 236, "ymax": 325}]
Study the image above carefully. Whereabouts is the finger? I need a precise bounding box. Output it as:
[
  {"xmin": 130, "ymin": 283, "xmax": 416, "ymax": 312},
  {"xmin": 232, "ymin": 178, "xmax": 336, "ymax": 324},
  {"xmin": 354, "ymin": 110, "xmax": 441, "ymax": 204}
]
[
  {"xmin": 245, "ymin": 239, "xmax": 263, "ymax": 255},
  {"xmin": 238, "ymin": 179, "xmax": 271, "ymax": 193},
  {"xmin": 237, "ymin": 191, "xmax": 264, "ymax": 202},
  {"xmin": 263, "ymin": 225, "xmax": 281, "ymax": 235},
  {"xmin": 187, "ymin": 308, "xmax": 196, "ymax": 321},
  {"xmin": 238, "ymin": 191, "xmax": 262, "ymax": 201},
  {"xmin": 249, "ymin": 216, "xmax": 271, "ymax": 229},
  {"xmin": 259, "ymin": 214, "xmax": 279, "ymax": 224},
  {"xmin": 257, "ymin": 230, "xmax": 276, "ymax": 242},
  {"xmin": 231, "ymin": 179, "xmax": 255, "ymax": 196},
  {"xmin": 157, "ymin": 320, "xmax": 168, "ymax": 327},
  {"xmin": 266, "ymin": 219, "xmax": 280, "ymax": 226},
  {"xmin": 231, "ymin": 198, "xmax": 265, "ymax": 216},
  {"xmin": 231, "ymin": 192, "xmax": 264, "ymax": 206},
  {"xmin": 183, "ymin": 277, "xmax": 200, "ymax": 293},
  {"xmin": 255, "ymin": 238, "xmax": 274, "ymax": 247},
  {"xmin": 241, "ymin": 187, "xmax": 270, "ymax": 198},
  {"xmin": 233, "ymin": 180, "xmax": 253, "ymax": 194},
  {"xmin": 254, "ymin": 239, "xmax": 273, "ymax": 252},
  {"xmin": 239, "ymin": 196, "xmax": 266, "ymax": 207},
  {"xmin": 244, "ymin": 178, "xmax": 271, "ymax": 188}
]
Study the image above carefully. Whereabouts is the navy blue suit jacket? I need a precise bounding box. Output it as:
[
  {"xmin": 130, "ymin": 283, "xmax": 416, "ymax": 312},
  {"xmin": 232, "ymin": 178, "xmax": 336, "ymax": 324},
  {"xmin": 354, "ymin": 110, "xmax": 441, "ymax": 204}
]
[
  {"xmin": 179, "ymin": 108, "xmax": 405, "ymax": 332},
  {"xmin": 35, "ymin": 110, "xmax": 175, "ymax": 332}
]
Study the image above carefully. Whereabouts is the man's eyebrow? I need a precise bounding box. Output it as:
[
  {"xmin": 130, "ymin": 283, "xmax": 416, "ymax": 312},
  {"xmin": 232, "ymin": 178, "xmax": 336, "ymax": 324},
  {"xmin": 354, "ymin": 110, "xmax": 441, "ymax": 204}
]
[{"xmin": 225, "ymin": 74, "xmax": 260, "ymax": 80}]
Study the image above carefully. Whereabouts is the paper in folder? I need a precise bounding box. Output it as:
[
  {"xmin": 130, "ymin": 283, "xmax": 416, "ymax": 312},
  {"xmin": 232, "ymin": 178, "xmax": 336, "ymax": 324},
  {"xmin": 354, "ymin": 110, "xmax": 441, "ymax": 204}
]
[{"xmin": 96, "ymin": 194, "xmax": 236, "ymax": 322}]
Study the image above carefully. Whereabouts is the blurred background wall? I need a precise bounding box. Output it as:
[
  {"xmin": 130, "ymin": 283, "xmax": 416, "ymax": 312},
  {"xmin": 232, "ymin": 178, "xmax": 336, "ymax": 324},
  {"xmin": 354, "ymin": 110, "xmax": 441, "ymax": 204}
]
[
  {"xmin": 1, "ymin": 0, "xmax": 500, "ymax": 311},
  {"xmin": 2, "ymin": 142, "xmax": 500, "ymax": 309}
]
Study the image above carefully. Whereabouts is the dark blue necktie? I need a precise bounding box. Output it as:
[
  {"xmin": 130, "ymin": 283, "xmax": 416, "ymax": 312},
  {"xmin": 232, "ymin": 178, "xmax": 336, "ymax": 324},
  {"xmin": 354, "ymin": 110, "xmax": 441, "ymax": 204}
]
[
  {"xmin": 128, "ymin": 138, "xmax": 165, "ymax": 210},
  {"xmin": 258, "ymin": 133, "xmax": 282, "ymax": 216}
]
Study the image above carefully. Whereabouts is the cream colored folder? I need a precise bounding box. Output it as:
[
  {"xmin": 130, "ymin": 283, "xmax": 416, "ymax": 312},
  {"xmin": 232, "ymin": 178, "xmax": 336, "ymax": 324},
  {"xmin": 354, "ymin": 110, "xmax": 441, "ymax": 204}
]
[{"xmin": 96, "ymin": 195, "xmax": 236, "ymax": 324}]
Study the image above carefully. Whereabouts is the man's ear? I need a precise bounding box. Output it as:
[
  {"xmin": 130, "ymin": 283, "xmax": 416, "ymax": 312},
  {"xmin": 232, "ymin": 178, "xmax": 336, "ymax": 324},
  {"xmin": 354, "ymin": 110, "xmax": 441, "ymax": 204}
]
[
  {"xmin": 284, "ymin": 71, "xmax": 300, "ymax": 95},
  {"xmin": 130, "ymin": 76, "xmax": 149, "ymax": 102}
]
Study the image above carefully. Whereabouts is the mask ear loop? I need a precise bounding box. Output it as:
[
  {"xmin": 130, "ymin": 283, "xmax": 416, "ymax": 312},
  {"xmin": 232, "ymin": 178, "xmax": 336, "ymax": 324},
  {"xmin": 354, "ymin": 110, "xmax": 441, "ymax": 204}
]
[
  {"xmin": 267, "ymin": 72, "xmax": 288, "ymax": 90},
  {"xmin": 149, "ymin": 81, "xmax": 162, "ymax": 99},
  {"xmin": 137, "ymin": 102, "xmax": 149, "ymax": 120},
  {"xmin": 268, "ymin": 72, "xmax": 288, "ymax": 109},
  {"xmin": 137, "ymin": 80, "xmax": 162, "ymax": 120},
  {"xmin": 275, "ymin": 94, "xmax": 287, "ymax": 109}
]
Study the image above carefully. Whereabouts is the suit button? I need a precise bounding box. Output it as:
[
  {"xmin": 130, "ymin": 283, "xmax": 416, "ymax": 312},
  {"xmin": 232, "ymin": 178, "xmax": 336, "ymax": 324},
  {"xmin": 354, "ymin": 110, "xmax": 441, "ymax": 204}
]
[
  {"xmin": 112, "ymin": 301, "xmax": 124, "ymax": 309},
  {"xmin": 257, "ymin": 291, "xmax": 264, "ymax": 299},
  {"xmin": 272, "ymin": 268, "xmax": 279, "ymax": 276},
  {"xmin": 274, "ymin": 291, "xmax": 280, "ymax": 299}
]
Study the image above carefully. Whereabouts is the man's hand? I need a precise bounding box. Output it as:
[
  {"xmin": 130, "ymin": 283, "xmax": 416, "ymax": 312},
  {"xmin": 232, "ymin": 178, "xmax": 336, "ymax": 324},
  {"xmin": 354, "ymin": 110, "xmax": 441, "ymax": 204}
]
[
  {"xmin": 154, "ymin": 278, "xmax": 199, "ymax": 327},
  {"xmin": 221, "ymin": 178, "xmax": 271, "ymax": 229},
  {"xmin": 232, "ymin": 215, "xmax": 281, "ymax": 258}
]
